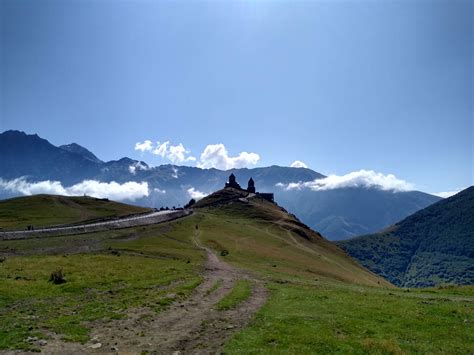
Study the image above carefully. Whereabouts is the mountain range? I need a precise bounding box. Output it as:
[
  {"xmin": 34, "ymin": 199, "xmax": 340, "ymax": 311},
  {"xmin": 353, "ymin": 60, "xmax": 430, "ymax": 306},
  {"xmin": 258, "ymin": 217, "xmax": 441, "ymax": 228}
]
[
  {"xmin": 0, "ymin": 130, "xmax": 441, "ymax": 240},
  {"xmin": 339, "ymin": 186, "xmax": 474, "ymax": 287}
]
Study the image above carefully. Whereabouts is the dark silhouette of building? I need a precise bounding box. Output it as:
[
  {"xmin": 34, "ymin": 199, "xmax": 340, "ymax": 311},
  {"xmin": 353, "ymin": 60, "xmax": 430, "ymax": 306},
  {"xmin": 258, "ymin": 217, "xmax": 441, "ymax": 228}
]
[
  {"xmin": 257, "ymin": 193, "xmax": 274, "ymax": 203},
  {"xmin": 224, "ymin": 174, "xmax": 274, "ymax": 203},
  {"xmin": 225, "ymin": 173, "xmax": 242, "ymax": 190},
  {"xmin": 247, "ymin": 178, "xmax": 256, "ymax": 193}
]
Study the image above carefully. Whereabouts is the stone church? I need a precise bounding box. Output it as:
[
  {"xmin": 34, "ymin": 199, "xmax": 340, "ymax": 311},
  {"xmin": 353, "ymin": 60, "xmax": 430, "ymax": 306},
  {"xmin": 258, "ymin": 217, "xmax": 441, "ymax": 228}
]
[{"xmin": 224, "ymin": 173, "xmax": 274, "ymax": 203}]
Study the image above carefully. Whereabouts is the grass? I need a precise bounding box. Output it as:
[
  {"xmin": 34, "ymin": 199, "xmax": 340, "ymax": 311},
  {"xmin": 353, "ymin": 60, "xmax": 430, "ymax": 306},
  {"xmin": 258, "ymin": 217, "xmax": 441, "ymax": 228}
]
[
  {"xmin": 224, "ymin": 282, "xmax": 474, "ymax": 354},
  {"xmin": 216, "ymin": 280, "xmax": 252, "ymax": 311},
  {"xmin": 1, "ymin": 189, "xmax": 473, "ymax": 353},
  {"xmin": 0, "ymin": 194, "xmax": 151, "ymax": 230},
  {"xmin": 0, "ymin": 215, "xmax": 205, "ymax": 351},
  {"xmin": 191, "ymin": 195, "xmax": 474, "ymax": 353},
  {"xmin": 196, "ymin": 209, "xmax": 389, "ymax": 287}
]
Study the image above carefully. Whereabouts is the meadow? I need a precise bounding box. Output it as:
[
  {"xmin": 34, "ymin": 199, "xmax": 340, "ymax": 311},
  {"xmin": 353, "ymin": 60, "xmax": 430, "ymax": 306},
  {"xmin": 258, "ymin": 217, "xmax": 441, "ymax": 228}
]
[
  {"xmin": 0, "ymin": 194, "xmax": 150, "ymax": 230},
  {"xmin": 0, "ymin": 195, "xmax": 472, "ymax": 353},
  {"xmin": 0, "ymin": 216, "xmax": 204, "ymax": 351}
]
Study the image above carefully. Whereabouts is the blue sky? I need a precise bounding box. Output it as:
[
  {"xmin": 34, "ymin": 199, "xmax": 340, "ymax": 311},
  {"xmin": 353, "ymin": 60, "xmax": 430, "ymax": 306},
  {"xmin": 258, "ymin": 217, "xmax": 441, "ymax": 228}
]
[{"xmin": 1, "ymin": 0, "xmax": 472, "ymax": 194}]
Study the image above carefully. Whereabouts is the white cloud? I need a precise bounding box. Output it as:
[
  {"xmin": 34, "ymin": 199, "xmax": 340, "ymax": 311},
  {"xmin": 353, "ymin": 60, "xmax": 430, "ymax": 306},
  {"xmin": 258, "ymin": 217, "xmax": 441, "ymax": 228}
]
[
  {"xmin": 277, "ymin": 170, "xmax": 414, "ymax": 192},
  {"xmin": 168, "ymin": 143, "xmax": 196, "ymax": 163},
  {"xmin": 128, "ymin": 161, "xmax": 150, "ymax": 175},
  {"xmin": 187, "ymin": 187, "xmax": 208, "ymax": 200},
  {"xmin": 153, "ymin": 141, "xmax": 169, "ymax": 157},
  {"xmin": 135, "ymin": 140, "xmax": 153, "ymax": 152},
  {"xmin": 290, "ymin": 160, "xmax": 308, "ymax": 168},
  {"xmin": 198, "ymin": 144, "xmax": 260, "ymax": 170},
  {"xmin": 0, "ymin": 178, "xmax": 149, "ymax": 201},
  {"xmin": 153, "ymin": 187, "xmax": 166, "ymax": 194},
  {"xmin": 134, "ymin": 140, "xmax": 258, "ymax": 169},
  {"xmin": 152, "ymin": 141, "xmax": 196, "ymax": 163},
  {"xmin": 0, "ymin": 178, "xmax": 67, "ymax": 195},
  {"xmin": 432, "ymin": 189, "xmax": 463, "ymax": 198}
]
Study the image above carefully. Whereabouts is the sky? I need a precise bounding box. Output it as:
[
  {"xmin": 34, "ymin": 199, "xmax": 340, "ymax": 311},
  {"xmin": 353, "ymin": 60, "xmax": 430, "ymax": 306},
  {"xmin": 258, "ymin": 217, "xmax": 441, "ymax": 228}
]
[{"xmin": 1, "ymin": 0, "xmax": 472, "ymax": 195}]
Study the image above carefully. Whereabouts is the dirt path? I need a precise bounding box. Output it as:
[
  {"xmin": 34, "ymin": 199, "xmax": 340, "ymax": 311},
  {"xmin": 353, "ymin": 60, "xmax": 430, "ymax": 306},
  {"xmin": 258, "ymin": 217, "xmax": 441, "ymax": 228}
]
[{"xmin": 40, "ymin": 231, "xmax": 268, "ymax": 354}]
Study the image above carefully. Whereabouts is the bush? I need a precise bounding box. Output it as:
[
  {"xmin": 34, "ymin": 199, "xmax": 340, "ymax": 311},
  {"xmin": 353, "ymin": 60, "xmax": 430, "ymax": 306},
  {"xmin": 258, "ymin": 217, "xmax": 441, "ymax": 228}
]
[
  {"xmin": 49, "ymin": 269, "xmax": 66, "ymax": 284},
  {"xmin": 221, "ymin": 250, "xmax": 229, "ymax": 257}
]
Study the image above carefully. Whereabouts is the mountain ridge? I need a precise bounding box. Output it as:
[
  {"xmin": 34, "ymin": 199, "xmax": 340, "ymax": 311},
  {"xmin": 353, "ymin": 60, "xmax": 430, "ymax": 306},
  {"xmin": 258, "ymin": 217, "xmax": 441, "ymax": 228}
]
[
  {"xmin": 0, "ymin": 130, "xmax": 441, "ymax": 240},
  {"xmin": 339, "ymin": 186, "xmax": 474, "ymax": 287}
]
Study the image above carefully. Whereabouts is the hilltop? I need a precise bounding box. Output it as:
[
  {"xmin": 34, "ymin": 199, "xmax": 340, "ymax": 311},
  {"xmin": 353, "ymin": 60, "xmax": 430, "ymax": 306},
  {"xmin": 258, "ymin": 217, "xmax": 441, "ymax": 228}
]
[
  {"xmin": 339, "ymin": 186, "xmax": 474, "ymax": 287},
  {"xmin": 193, "ymin": 187, "xmax": 390, "ymax": 286},
  {"xmin": 0, "ymin": 194, "xmax": 151, "ymax": 231}
]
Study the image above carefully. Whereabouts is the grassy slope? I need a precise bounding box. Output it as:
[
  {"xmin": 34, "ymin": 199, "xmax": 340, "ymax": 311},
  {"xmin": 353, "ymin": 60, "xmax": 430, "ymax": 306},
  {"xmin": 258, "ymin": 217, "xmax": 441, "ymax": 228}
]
[
  {"xmin": 1, "ymin": 189, "xmax": 473, "ymax": 353},
  {"xmin": 225, "ymin": 283, "xmax": 474, "ymax": 354},
  {"xmin": 338, "ymin": 186, "xmax": 474, "ymax": 287},
  {"xmin": 0, "ymin": 217, "xmax": 204, "ymax": 351},
  {"xmin": 194, "ymin": 189, "xmax": 474, "ymax": 353},
  {"xmin": 195, "ymin": 188, "xmax": 390, "ymax": 287},
  {"xmin": 0, "ymin": 194, "xmax": 151, "ymax": 230}
]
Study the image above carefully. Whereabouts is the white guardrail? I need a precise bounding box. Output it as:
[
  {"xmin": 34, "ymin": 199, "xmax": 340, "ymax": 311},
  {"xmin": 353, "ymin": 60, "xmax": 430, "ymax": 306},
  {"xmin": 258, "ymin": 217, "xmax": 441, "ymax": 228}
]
[{"xmin": 0, "ymin": 209, "xmax": 192, "ymax": 241}]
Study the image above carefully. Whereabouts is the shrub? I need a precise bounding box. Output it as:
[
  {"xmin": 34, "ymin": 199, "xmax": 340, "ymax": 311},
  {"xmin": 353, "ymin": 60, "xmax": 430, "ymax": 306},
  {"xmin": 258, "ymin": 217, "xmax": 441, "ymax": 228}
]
[
  {"xmin": 49, "ymin": 269, "xmax": 66, "ymax": 284},
  {"xmin": 221, "ymin": 250, "xmax": 229, "ymax": 257}
]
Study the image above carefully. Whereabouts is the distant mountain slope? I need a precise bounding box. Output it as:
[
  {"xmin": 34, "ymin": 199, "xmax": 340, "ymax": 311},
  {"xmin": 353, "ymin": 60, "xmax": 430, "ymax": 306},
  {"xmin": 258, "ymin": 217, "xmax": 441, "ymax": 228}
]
[
  {"xmin": 0, "ymin": 130, "xmax": 440, "ymax": 239},
  {"xmin": 0, "ymin": 194, "xmax": 151, "ymax": 230},
  {"xmin": 0, "ymin": 130, "xmax": 101, "ymax": 184},
  {"xmin": 193, "ymin": 187, "xmax": 392, "ymax": 287},
  {"xmin": 276, "ymin": 187, "xmax": 441, "ymax": 240},
  {"xmin": 60, "ymin": 143, "xmax": 103, "ymax": 163},
  {"xmin": 339, "ymin": 187, "xmax": 474, "ymax": 287}
]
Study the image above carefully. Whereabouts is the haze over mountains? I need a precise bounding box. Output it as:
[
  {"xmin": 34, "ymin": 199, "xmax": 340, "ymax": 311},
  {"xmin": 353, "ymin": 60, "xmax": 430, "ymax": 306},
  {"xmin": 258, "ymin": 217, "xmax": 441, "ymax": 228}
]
[{"xmin": 0, "ymin": 130, "xmax": 441, "ymax": 240}]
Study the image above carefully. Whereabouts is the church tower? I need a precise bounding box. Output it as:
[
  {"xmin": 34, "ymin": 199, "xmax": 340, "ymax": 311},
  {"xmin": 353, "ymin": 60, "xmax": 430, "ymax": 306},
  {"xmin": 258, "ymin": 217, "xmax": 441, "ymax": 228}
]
[
  {"xmin": 247, "ymin": 177, "xmax": 256, "ymax": 193},
  {"xmin": 225, "ymin": 173, "xmax": 242, "ymax": 189}
]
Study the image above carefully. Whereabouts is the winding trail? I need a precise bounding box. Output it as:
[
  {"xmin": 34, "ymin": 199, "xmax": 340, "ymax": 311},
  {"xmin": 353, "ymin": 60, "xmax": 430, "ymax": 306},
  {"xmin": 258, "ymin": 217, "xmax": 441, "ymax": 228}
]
[{"xmin": 42, "ymin": 231, "xmax": 268, "ymax": 354}]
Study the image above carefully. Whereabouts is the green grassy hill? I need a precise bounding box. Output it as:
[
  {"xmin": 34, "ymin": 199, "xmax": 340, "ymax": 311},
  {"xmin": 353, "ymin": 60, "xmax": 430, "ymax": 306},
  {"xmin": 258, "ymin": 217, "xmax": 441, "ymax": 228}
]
[
  {"xmin": 0, "ymin": 194, "xmax": 151, "ymax": 230},
  {"xmin": 339, "ymin": 186, "xmax": 474, "ymax": 287},
  {"xmin": 0, "ymin": 188, "xmax": 472, "ymax": 353},
  {"xmin": 194, "ymin": 188, "xmax": 390, "ymax": 287}
]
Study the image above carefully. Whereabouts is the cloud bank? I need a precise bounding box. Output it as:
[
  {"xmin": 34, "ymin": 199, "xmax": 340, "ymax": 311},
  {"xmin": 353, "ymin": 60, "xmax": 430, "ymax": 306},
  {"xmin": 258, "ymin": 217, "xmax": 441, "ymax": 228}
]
[
  {"xmin": 134, "ymin": 139, "xmax": 260, "ymax": 170},
  {"xmin": 277, "ymin": 170, "xmax": 414, "ymax": 192},
  {"xmin": 290, "ymin": 160, "xmax": 308, "ymax": 168},
  {"xmin": 0, "ymin": 178, "xmax": 149, "ymax": 201},
  {"xmin": 187, "ymin": 187, "xmax": 208, "ymax": 200},
  {"xmin": 153, "ymin": 141, "xmax": 196, "ymax": 164},
  {"xmin": 198, "ymin": 144, "xmax": 260, "ymax": 170},
  {"xmin": 135, "ymin": 140, "xmax": 196, "ymax": 163}
]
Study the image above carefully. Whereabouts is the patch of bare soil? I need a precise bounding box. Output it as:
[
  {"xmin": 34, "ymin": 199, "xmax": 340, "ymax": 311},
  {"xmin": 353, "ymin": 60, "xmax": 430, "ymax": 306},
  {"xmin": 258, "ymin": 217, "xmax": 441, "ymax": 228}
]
[{"xmin": 39, "ymin": 232, "xmax": 268, "ymax": 354}]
